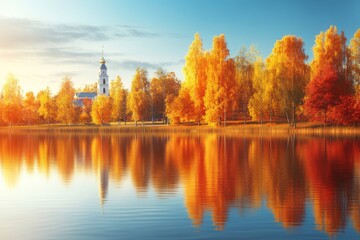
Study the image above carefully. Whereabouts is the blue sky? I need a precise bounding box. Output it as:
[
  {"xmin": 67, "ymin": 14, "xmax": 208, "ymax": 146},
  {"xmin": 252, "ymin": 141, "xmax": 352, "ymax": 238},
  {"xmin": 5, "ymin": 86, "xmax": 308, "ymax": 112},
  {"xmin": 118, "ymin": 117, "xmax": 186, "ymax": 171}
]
[{"xmin": 0, "ymin": 0, "xmax": 359, "ymax": 93}]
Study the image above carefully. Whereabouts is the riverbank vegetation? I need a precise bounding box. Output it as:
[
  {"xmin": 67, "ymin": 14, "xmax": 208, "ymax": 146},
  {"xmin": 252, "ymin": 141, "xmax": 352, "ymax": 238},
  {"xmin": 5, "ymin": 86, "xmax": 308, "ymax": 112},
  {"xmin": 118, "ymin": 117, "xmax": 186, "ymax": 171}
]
[{"xmin": 0, "ymin": 26, "xmax": 359, "ymax": 127}]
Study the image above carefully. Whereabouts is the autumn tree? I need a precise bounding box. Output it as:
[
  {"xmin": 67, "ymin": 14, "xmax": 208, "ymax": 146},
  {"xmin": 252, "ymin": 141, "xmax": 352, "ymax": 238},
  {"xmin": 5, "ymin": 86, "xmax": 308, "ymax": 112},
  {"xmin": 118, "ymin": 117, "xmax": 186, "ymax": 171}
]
[
  {"xmin": 311, "ymin": 26, "xmax": 350, "ymax": 83},
  {"xmin": 23, "ymin": 91, "xmax": 39, "ymax": 125},
  {"xmin": 1, "ymin": 74, "xmax": 23, "ymax": 126},
  {"xmin": 110, "ymin": 75, "xmax": 125, "ymax": 124},
  {"xmin": 128, "ymin": 68, "xmax": 150, "ymax": 126},
  {"xmin": 150, "ymin": 68, "xmax": 181, "ymax": 123},
  {"xmin": 248, "ymin": 58, "xmax": 267, "ymax": 123},
  {"xmin": 234, "ymin": 46, "xmax": 258, "ymax": 123},
  {"xmin": 122, "ymin": 89, "xmax": 129, "ymax": 124},
  {"xmin": 166, "ymin": 87, "xmax": 195, "ymax": 124},
  {"xmin": 204, "ymin": 34, "xmax": 237, "ymax": 126},
  {"xmin": 350, "ymin": 28, "xmax": 360, "ymax": 85},
  {"xmin": 0, "ymin": 96, "xmax": 4, "ymax": 126},
  {"xmin": 304, "ymin": 65, "xmax": 345, "ymax": 124},
  {"xmin": 37, "ymin": 87, "xmax": 57, "ymax": 125},
  {"xmin": 91, "ymin": 95, "xmax": 113, "ymax": 125},
  {"xmin": 266, "ymin": 35, "xmax": 308, "ymax": 127},
  {"xmin": 305, "ymin": 26, "xmax": 354, "ymax": 125},
  {"xmin": 183, "ymin": 33, "xmax": 207, "ymax": 123},
  {"xmin": 78, "ymin": 82, "xmax": 97, "ymax": 92},
  {"xmin": 56, "ymin": 77, "xmax": 76, "ymax": 125}
]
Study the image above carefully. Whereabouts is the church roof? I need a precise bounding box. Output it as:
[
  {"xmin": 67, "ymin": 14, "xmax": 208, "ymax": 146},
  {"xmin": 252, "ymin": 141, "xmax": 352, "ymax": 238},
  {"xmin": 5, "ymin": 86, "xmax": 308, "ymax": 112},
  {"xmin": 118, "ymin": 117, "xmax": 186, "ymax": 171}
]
[
  {"xmin": 75, "ymin": 92, "xmax": 97, "ymax": 99},
  {"xmin": 100, "ymin": 63, "xmax": 107, "ymax": 70},
  {"xmin": 73, "ymin": 99, "xmax": 84, "ymax": 107}
]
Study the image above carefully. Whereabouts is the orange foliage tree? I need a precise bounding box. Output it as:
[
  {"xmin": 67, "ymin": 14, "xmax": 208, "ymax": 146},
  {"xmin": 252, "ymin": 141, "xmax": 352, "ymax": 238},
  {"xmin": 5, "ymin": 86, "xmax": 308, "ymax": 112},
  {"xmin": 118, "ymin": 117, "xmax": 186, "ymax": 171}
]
[
  {"xmin": 56, "ymin": 77, "xmax": 76, "ymax": 125},
  {"xmin": 37, "ymin": 87, "xmax": 57, "ymax": 125},
  {"xmin": 305, "ymin": 26, "xmax": 355, "ymax": 125},
  {"xmin": 128, "ymin": 68, "xmax": 150, "ymax": 125},
  {"xmin": 150, "ymin": 69, "xmax": 181, "ymax": 123},
  {"xmin": 1, "ymin": 74, "xmax": 23, "ymax": 126},
  {"xmin": 91, "ymin": 95, "xmax": 113, "ymax": 125},
  {"xmin": 183, "ymin": 33, "xmax": 207, "ymax": 123},
  {"xmin": 23, "ymin": 91, "xmax": 39, "ymax": 125},
  {"xmin": 204, "ymin": 34, "xmax": 237, "ymax": 126},
  {"xmin": 166, "ymin": 87, "xmax": 195, "ymax": 124}
]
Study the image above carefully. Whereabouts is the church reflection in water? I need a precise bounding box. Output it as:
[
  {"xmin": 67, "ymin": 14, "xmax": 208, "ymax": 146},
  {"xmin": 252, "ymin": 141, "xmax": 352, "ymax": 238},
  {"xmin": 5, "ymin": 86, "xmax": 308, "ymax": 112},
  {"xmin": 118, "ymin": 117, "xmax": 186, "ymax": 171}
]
[{"xmin": 0, "ymin": 132, "xmax": 359, "ymax": 235}]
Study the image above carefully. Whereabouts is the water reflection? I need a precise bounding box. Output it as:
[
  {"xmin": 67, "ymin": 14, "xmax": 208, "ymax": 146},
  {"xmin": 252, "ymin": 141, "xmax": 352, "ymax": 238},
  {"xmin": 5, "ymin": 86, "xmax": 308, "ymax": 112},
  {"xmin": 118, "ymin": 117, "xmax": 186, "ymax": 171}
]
[{"xmin": 0, "ymin": 133, "xmax": 359, "ymax": 235}]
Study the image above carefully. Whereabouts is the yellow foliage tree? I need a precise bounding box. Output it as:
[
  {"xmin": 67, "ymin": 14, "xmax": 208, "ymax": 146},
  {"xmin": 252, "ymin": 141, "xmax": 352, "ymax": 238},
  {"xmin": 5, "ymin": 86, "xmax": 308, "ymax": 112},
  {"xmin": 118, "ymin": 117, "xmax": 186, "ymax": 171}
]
[
  {"xmin": 110, "ymin": 75, "xmax": 125, "ymax": 124},
  {"xmin": 1, "ymin": 74, "xmax": 22, "ymax": 126},
  {"xmin": 204, "ymin": 34, "xmax": 237, "ymax": 126},
  {"xmin": 56, "ymin": 77, "xmax": 76, "ymax": 125},
  {"xmin": 234, "ymin": 46, "xmax": 259, "ymax": 123},
  {"xmin": 266, "ymin": 35, "xmax": 308, "ymax": 127},
  {"xmin": 150, "ymin": 68, "xmax": 181, "ymax": 123},
  {"xmin": 23, "ymin": 91, "xmax": 39, "ymax": 125},
  {"xmin": 350, "ymin": 28, "xmax": 360, "ymax": 85},
  {"xmin": 311, "ymin": 26, "xmax": 348, "ymax": 79},
  {"xmin": 183, "ymin": 33, "xmax": 207, "ymax": 123},
  {"xmin": 248, "ymin": 58, "xmax": 267, "ymax": 123},
  {"xmin": 37, "ymin": 87, "xmax": 57, "ymax": 125},
  {"xmin": 128, "ymin": 68, "xmax": 150, "ymax": 125},
  {"xmin": 91, "ymin": 95, "xmax": 113, "ymax": 125}
]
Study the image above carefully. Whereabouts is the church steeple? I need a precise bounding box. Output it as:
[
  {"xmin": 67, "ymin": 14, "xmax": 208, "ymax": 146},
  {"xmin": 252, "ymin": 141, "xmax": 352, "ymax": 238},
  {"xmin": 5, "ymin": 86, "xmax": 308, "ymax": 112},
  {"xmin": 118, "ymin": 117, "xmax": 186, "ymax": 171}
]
[{"xmin": 98, "ymin": 47, "xmax": 109, "ymax": 96}]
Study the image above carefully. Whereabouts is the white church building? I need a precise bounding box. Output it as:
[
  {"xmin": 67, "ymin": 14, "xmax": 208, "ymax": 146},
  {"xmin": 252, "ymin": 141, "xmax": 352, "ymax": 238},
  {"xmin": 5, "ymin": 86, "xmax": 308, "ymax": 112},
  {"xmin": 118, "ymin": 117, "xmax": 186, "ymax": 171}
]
[{"xmin": 74, "ymin": 53, "xmax": 109, "ymax": 107}]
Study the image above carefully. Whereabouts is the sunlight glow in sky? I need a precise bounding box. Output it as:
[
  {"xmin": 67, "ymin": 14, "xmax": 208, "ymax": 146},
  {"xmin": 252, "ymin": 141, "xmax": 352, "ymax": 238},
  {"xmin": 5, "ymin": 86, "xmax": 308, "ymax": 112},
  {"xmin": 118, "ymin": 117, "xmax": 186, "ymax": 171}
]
[{"xmin": 0, "ymin": 0, "xmax": 359, "ymax": 94}]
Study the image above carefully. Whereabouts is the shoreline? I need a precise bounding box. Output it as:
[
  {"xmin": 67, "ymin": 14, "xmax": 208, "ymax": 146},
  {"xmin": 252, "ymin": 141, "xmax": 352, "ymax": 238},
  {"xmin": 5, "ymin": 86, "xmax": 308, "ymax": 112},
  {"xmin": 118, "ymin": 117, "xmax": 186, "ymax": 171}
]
[{"xmin": 1, "ymin": 122, "xmax": 360, "ymax": 136}]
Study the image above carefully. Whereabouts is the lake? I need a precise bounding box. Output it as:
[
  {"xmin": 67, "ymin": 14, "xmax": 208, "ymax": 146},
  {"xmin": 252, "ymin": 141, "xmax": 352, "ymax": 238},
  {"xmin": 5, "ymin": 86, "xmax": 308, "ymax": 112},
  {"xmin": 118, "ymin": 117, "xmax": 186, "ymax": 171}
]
[{"xmin": 0, "ymin": 132, "xmax": 359, "ymax": 239}]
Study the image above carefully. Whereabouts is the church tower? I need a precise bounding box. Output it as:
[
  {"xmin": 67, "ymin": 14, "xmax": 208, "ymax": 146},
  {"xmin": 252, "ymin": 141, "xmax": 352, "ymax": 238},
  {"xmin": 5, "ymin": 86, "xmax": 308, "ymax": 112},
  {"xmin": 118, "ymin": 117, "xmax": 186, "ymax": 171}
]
[{"xmin": 98, "ymin": 50, "xmax": 109, "ymax": 96}]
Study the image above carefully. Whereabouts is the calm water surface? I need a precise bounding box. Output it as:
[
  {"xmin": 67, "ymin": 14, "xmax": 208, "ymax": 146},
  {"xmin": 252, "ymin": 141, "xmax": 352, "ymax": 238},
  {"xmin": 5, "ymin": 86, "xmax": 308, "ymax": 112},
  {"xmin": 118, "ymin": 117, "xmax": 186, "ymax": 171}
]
[{"xmin": 0, "ymin": 132, "xmax": 359, "ymax": 239}]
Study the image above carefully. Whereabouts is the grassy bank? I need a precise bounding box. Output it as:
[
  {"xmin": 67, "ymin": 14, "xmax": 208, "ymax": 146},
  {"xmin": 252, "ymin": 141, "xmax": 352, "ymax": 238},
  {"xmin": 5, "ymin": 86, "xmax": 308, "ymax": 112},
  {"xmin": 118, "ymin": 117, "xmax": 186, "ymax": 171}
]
[{"xmin": 0, "ymin": 121, "xmax": 360, "ymax": 136}]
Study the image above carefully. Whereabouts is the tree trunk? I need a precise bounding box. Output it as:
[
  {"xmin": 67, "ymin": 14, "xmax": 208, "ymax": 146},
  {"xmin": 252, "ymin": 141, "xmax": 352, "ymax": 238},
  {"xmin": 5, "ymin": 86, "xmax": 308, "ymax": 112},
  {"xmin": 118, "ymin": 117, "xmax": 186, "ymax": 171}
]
[
  {"xmin": 243, "ymin": 102, "xmax": 246, "ymax": 125},
  {"xmin": 224, "ymin": 110, "xmax": 227, "ymax": 127},
  {"xmin": 269, "ymin": 98, "xmax": 272, "ymax": 123},
  {"xmin": 293, "ymin": 102, "xmax": 296, "ymax": 128},
  {"xmin": 286, "ymin": 112, "xmax": 290, "ymax": 124}
]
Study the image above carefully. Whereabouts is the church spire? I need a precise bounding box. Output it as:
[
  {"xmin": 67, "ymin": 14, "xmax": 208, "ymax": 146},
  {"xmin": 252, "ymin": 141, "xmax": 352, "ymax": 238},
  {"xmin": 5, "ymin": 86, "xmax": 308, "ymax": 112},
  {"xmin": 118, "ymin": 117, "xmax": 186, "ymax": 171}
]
[
  {"xmin": 98, "ymin": 47, "xmax": 109, "ymax": 96},
  {"xmin": 100, "ymin": 45, "xmax": 106, "ymax": 64}
]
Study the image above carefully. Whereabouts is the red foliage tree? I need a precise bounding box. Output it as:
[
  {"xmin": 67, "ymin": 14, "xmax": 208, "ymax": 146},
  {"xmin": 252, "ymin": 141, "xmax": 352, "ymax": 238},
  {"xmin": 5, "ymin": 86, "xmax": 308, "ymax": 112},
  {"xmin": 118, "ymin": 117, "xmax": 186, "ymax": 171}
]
[
  {"xmin": 304, "ymin": 65, "xmax": 343, "ymax": 124},
  {"xmin": 329, "ymin": 96, "xmax": 359, "ymax": 125},
  {"xmin": 304, "ymin": 63, "xmax": 355, "ymax": 125}
]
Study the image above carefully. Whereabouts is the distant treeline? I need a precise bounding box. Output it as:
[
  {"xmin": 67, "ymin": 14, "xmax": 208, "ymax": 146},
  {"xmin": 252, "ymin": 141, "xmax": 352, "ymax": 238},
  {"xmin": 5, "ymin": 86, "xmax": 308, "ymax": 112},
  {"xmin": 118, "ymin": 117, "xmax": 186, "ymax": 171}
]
[{"xmin": 0, "ymin": 25, "xmax": 359, "ymax": 126}]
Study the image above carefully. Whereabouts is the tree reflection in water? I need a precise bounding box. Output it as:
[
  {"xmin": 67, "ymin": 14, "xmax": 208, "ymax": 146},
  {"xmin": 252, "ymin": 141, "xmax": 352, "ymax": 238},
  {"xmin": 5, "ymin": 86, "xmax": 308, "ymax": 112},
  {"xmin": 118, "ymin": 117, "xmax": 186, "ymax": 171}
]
[{"xmin": 0, "ymin": 132, "xmax": 359, "ymax": 235}]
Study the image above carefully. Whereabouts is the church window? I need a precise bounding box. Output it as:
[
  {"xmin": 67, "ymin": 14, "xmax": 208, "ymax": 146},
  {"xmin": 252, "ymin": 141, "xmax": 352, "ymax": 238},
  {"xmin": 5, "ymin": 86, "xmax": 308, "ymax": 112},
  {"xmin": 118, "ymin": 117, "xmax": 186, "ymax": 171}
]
[
  {"xmin": 103, "ymin": 88, "xmax": 106, "ymax": 94},
  {"xmin": 103, "ymin": 79, "xmax": 105, "ymax": 84}
]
